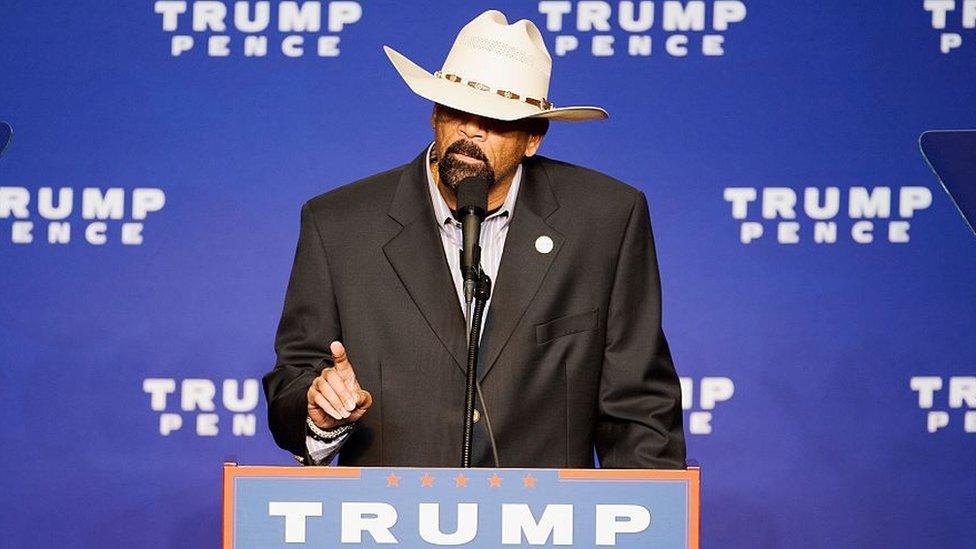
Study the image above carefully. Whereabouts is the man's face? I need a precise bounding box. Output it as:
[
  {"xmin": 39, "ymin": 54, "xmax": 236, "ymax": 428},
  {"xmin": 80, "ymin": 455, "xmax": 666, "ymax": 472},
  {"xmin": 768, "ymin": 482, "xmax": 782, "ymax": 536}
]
[{"xmin": 431, "ymin": 104, "xmax": 544, "ymax": 191}]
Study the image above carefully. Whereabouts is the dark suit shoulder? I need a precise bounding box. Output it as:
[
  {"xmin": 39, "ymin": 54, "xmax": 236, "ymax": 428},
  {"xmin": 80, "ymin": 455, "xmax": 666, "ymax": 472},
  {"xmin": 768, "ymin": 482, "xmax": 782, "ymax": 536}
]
[
  {"xmin": 303, "ymin": 162, "xmax": 408, "ymax": 223},
  {"xmin": 532, "ymin": 155, "xmax": 644, "ymax": 217}
]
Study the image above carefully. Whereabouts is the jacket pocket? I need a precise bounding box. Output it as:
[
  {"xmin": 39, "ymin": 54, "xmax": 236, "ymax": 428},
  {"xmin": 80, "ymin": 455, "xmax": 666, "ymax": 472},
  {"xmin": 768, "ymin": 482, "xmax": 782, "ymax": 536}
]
[{"xmin": 535, "ymin": 308, "xmax": 599, "ymax": 345}]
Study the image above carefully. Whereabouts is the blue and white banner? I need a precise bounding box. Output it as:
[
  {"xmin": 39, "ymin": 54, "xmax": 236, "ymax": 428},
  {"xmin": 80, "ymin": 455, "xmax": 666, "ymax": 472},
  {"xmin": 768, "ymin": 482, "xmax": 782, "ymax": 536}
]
[
  {"xmin": 224, "ymin": 465, "xmax": 698, "ymax": 547},
  {"xmin": 1, "ymin": 1, "xmax": 974, "ymax": 547}
]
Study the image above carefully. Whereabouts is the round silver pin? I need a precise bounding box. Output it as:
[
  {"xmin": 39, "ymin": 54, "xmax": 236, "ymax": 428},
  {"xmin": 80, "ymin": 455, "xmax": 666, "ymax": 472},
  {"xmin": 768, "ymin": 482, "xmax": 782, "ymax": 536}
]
[{"xmin": 535, "ymin": 235, "xmax": 554, "ymax": 254}]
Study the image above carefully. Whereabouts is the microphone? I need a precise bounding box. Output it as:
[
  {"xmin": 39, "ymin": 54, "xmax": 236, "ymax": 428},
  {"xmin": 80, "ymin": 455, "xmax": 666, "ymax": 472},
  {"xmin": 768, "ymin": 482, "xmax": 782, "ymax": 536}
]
[
  {"xmin": 454, "ymin": 174, "xmax": 499, "ymax": 468},
  {"xmin": 455, "ymin": 175, "xmax": 490, "ymax": 304}
]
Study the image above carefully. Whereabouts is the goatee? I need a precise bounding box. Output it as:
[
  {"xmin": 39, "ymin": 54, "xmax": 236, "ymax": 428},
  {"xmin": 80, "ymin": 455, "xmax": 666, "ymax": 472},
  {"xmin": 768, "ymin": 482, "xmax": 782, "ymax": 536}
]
[{"xmin": 437, "ymin": 139, "xmax": 496, "ymax": 190}]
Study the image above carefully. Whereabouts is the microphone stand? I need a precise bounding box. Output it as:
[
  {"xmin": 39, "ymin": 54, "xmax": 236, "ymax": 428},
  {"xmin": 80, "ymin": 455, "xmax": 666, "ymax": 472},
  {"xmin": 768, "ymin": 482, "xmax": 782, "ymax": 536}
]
[{"xmin": 460, "ymin": 270, "xmax": 491, "ymax": 468}]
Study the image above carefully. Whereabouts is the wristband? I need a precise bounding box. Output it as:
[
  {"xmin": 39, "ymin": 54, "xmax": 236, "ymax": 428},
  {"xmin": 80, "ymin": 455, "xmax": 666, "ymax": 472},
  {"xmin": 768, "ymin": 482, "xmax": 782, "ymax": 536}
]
[{"xmin": 306, "ymin": 416, "xmax": 356, "ymax": 442}]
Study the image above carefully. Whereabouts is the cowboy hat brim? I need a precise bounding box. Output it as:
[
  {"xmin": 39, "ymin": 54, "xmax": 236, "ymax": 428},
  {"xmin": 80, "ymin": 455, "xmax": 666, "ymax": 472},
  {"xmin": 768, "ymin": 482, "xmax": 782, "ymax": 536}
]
[{"xmin": 383, "ymin": 46, "xmax": 608, "ymax": 122}]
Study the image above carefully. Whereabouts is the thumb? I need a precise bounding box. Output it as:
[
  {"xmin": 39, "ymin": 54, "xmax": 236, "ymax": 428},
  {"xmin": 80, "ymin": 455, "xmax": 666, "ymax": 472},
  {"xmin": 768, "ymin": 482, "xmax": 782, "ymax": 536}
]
[{"xmin": 330, "ymin": 341, "xmax": 352, "ymax": 373}]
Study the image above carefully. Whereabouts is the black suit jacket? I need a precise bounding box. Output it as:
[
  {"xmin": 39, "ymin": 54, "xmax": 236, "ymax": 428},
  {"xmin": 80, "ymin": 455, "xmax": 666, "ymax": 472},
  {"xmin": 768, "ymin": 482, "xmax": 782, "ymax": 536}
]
[{"xmin": 263, "ymin": 150, "xmax": 686, "ymax": 468}]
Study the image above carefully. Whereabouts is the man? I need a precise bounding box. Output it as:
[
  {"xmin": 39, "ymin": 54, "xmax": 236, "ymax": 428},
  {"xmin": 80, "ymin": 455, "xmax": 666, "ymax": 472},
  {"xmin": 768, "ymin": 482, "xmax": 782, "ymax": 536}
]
[{"xmin": 263, "ymin": 10, "xmax": 685, "ymax": 469}]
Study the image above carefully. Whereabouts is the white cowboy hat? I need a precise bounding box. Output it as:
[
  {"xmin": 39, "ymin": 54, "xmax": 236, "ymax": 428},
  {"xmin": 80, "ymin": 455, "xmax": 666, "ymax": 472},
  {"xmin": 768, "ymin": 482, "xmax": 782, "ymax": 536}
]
[{"xmin": 383, "ymin": 10, "xmax": 608, "ymax": 122}]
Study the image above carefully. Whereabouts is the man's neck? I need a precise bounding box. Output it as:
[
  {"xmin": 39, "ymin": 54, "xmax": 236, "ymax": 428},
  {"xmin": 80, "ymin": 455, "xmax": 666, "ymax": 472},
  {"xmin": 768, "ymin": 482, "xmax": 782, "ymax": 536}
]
[{"xmin": 430, "ymin": 161, "xmax": 515, "ymax": 212}]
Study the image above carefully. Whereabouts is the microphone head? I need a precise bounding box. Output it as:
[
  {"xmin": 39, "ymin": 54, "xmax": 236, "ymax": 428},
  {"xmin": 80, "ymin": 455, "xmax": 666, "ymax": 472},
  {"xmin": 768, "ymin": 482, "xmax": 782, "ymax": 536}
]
[{"xmin": 455, "ymin": 175, "xmax": 490, "ymax": 220}]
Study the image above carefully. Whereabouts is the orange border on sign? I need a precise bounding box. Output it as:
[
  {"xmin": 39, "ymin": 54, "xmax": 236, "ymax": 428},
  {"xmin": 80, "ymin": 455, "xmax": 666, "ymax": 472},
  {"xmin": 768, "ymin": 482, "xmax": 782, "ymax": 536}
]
[
  {"xmin": 688, "ymin": 466, "xmax": 700, "ymax": 549},
  {"xmin": 221, "ymin": 463, "xmax": 234, "ymax": 549},
  {"xmin": 222, "ymin": 465, "xmax": 699, "ymax": 549},
  {"xmin": 557, "ymin": 468, "xmax": 694, "ymax": 480}
]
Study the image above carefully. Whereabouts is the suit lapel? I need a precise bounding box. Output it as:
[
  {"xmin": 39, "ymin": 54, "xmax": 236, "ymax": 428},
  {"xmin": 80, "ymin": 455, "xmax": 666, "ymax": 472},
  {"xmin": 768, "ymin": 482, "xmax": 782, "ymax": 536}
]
[
  {"xmin": 383, "ymin": 152, "xmax": 468, "ymax": 374},
  {"xmin": 479, "ymin": 157, "xmax": 563, "ymax": 382}
]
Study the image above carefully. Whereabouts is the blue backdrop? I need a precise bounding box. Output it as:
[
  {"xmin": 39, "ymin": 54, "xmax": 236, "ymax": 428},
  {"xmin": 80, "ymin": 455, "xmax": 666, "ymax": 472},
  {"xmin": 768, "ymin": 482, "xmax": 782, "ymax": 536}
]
[{"xmin": 1, "ymin": 1, "xmax": 974, "ymax": 547}]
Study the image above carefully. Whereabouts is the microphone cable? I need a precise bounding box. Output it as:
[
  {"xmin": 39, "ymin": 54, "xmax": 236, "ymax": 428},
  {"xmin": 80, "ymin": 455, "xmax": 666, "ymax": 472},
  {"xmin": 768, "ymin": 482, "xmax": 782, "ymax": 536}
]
[{"xmin": 475, "ymin": 379, "xmax": 500, "ymax": 467}]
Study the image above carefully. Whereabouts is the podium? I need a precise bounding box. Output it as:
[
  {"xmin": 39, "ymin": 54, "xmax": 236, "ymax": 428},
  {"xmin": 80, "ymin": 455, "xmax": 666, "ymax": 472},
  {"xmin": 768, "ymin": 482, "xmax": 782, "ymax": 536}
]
[{"xmin": 222, "ymin": 463, "xmax": 700, "ymax": 548}]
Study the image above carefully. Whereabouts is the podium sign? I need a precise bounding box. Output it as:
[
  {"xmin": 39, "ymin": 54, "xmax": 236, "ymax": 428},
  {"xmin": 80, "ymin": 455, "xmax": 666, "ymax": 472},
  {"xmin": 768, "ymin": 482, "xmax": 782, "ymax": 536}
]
[{"xmin": 223, "ymin": 464, "xmax": 700, "ymax": 548}]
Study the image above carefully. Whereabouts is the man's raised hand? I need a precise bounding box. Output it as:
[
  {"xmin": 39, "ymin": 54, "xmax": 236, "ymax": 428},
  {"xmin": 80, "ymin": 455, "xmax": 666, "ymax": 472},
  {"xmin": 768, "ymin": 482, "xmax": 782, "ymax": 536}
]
[{"xmin": 307, "ymin": 341, "xmax": 373, "ymax": 429}]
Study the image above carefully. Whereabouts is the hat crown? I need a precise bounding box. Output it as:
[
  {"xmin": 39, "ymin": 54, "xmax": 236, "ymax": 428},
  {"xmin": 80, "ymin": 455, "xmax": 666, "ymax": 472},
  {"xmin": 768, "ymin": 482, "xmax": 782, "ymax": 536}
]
[{"xmin": 441, "ymin": 11, "xmax": 552, "ymax": 103}]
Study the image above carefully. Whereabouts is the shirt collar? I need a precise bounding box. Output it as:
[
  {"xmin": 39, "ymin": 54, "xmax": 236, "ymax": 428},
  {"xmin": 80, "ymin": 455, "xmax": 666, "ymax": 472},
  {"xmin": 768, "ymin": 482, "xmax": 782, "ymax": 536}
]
[{"xmin": 424, "ymin": 142, "xmax": 521, "ymax": 228}]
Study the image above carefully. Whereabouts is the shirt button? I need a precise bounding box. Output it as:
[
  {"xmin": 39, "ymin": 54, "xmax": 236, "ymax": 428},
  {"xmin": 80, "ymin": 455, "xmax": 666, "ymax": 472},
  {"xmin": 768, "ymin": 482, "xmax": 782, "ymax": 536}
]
[{"xmin": 473, "ymin": 409, "xmax": 481, "ymax": 423}]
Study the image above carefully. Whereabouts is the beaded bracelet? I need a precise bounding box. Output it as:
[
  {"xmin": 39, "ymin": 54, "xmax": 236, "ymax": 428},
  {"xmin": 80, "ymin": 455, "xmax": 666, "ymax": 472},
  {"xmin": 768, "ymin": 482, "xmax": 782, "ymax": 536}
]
[{"xmin": 306, "ymin": 416, "xmax": 356, "ymax": 442}]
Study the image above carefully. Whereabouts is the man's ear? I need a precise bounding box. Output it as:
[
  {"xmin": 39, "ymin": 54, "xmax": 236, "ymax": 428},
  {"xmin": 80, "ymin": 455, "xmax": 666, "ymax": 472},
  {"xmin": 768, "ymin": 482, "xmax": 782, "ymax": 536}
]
[{"xmin": 523, "ymin": 133, "xmax": 544, "ymax": 157}]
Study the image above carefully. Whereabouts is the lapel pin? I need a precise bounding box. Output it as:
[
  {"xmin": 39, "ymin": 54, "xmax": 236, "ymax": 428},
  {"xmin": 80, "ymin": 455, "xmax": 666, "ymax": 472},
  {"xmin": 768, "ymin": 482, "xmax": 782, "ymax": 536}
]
[{"xmin": 535, "ymin": 235, "xmax": 554, "ymax": 254}]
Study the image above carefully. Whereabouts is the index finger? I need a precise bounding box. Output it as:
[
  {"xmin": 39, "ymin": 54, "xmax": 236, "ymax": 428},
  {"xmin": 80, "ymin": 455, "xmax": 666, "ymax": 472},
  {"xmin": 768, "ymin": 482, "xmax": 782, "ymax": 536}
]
[{"xmin": 330, "ymin": 341, "xmax": 353, "ymax": 374}]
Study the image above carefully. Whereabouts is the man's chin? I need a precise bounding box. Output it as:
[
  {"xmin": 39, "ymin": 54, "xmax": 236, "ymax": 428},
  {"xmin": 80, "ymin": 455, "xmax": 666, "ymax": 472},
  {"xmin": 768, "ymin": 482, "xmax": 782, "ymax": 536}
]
[
  {"xmin": 444, "ymin": 172, "xmax": 479, "ymax": 190},
  {"xmin": 441, "ymin": 163, "xmax": 491, "ymax": 190}
]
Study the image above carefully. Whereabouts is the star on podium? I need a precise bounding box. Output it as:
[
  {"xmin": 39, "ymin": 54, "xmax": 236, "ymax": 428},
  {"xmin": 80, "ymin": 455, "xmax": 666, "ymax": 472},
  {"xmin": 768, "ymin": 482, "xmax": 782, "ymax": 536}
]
[
  {"xmin": 522, "ymin": 473, "xmax": 537, "ymax": 488},
  {"xmin": 420, "ymin": 473, "xmax": 435, "ymax": 487},
  {"xmin": 454, "ymin": 473, "xmax": 469, "ymax": 487},
  {"xmin": 488, "ymin": 473, "xmax": 502, "ymax": 488},
  {"xmin": 385, "ymin": 473, "xmax": 400, "ymax": 487}
]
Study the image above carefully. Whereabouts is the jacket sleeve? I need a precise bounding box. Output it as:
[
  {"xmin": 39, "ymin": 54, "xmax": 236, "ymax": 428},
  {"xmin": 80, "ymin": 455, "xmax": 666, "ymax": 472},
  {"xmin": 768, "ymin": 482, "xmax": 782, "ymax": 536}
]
[
  {"xmin": 595, "ymin": 191, "xmax": 687, "ymax": 469},
  {"xmin": 263, "ymin": 201, "xmax": 341, "ymax": 461}
]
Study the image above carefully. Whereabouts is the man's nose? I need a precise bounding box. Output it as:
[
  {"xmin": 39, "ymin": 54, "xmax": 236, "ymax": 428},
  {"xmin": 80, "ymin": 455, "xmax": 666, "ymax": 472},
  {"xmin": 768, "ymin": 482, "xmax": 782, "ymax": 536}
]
[{"xmin": 457, "ymin": 114, "xmax": 487, "ymax": 141}]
